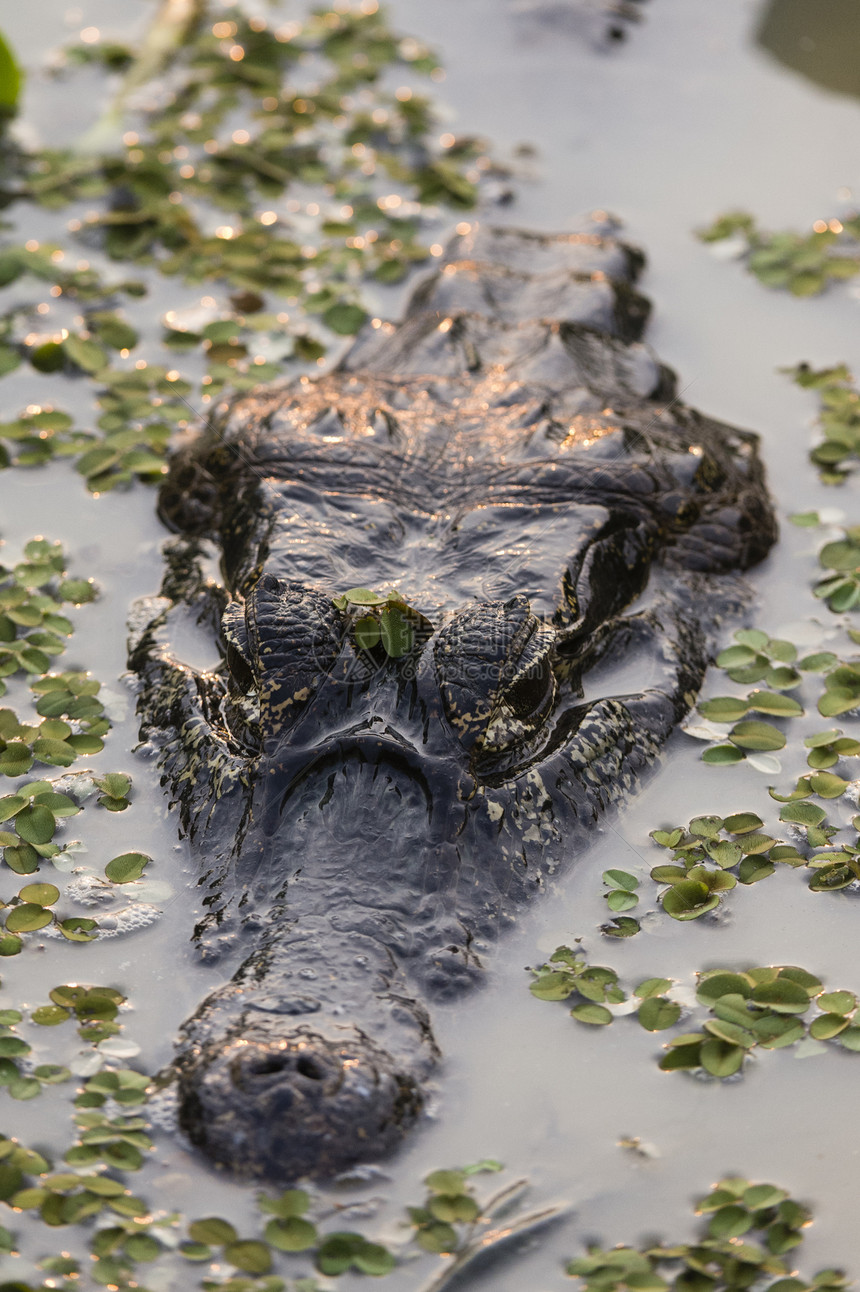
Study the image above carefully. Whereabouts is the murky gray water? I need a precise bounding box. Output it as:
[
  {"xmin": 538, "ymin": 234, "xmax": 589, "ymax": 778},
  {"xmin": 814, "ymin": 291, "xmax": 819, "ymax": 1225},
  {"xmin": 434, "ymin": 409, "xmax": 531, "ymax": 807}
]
[{"xmin": 2, "ymin": 0, "xmax": 860, "ymax": 1286}]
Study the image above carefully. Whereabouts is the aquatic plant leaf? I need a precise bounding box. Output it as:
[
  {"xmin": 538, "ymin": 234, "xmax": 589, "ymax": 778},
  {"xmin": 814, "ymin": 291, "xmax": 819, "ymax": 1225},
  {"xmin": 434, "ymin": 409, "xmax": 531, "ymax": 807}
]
[
  {"xmin": 634, "ymin": 978, "xmax": 672, "ymax": 999},
  {"xmin": 570, "ymin": 1003, "xmax": 613, "ymax": 1026},
  {"xmin": 104, "ymin": 852, "xmax": 150, "ymax": 883},
  {"xmin": 699, "ymin": 1038, "xmax": 744, "ymax": 1077},
  {"xmin": 265, "ymin": 1217, "xmax": 317, "ymax": 1251},
  {"xmin": 661, "ymin": 882, "xmax": 718, "ymax": 920},
  {"xmin": 750, "ymin": 979, "xmax": 810, "ymax": 1014},
  {"xmin": 723, "ymin": 812, "xmax": 764, "ymax": 834},
  {"xmin": 637, "ymin": 998, "xmax": 681, "ymax": 1031},
  {"xmin": 602, "ymin": 869, "xmax": 638, "ymax": 891},
  {"xmin": 17, "ymin": 883, "xmax": 58, "ymax": 906},
  {"xmin": 5, "ymin": 903, "xmax": 51, "ymax": 932},
  {"xmin": 729, "ymin": 721, "xmax": 786, "ymax": 751},
  {"xmin": 701, "ymin": 744, "xmax": 745, "ymax": 764},
  {"xmin": 224, "ymin": 1240, "xmax": 272, "ymax": 1274}
]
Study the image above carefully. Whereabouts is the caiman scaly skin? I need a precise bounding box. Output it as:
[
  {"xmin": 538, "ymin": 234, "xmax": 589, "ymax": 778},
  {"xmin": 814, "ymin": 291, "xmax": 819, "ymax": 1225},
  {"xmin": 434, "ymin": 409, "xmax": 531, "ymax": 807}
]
[{"xmin": 130, "ymin": 217, "xmax": 776, "ymax": 1181}]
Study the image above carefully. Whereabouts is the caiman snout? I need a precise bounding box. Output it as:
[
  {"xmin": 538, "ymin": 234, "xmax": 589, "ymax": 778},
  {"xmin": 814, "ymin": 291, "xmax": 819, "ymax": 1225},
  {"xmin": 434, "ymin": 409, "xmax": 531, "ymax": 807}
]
[{"xmin": 176, "ymin": 1016, "xmax": 426, "ymax": 1181}]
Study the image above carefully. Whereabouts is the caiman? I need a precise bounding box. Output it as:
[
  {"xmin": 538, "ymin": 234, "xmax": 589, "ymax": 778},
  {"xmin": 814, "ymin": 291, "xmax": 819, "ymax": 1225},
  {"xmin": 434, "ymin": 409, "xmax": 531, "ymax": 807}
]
[{"xmin": 130, "ymin": 215, "xmax": 776, "ymax": 1181}]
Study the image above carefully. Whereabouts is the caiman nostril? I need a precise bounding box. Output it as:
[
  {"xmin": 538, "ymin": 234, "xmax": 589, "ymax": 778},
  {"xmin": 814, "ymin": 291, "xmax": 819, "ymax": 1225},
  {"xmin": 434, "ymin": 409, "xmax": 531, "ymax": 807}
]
[
  {"xmin": 248, "ymin": 1053, "xmax": 291, "ymax": 1078},
  {"xmin": 296, "ymin": 1055, "xmax": 325, "ymax": 1080}
]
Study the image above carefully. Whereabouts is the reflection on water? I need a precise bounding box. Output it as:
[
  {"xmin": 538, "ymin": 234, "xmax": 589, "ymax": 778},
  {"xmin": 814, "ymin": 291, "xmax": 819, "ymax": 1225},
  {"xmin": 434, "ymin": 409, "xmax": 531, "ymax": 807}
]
[{"xmin": 756, "ymin": 0, "xmax": 860, "ymax": 102}]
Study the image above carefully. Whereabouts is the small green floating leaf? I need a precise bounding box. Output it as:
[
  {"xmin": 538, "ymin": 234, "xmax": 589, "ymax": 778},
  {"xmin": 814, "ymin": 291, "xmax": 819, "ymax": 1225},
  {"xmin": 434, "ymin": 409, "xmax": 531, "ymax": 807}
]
[
  {"xmin": 637, "ymin": 997, "xmax": 681, "ymax": 1032},
  {"xmin": 353, "ymin": 615, "xmax": 380, "ymax": 649},
  {"xmin": 818, "ymin": 990, "xmax": 856, "ymax": 1015},
  {"xmin": 700, "ymin": 1038, "xmax": 744, "ymax": 1078},
  {"xmin": 697, "ymin": 972, "xmax": 753, "ymax": 1003},
  {"xmin": 728, "ymin": 720, "xmax": 786, "ymax": 752},
  {"xmin": 703, "ymin": 1017, "xmax": 757, "ymax": 1049},
  {"xmin": 31, "ymin": 1005, "xmax": 70, "ymax": 1026},
  {"xmin": 689, "ymin": 815, "xmax": 723, "ymax": 839},
  {"xmin": 780, "ymin": 801, "xmax": 826, "ymax": 827},
  {"xmin": 570, "ymin": 1002, "xmax": 613, "ymax": 1026},
  {"xmin": 5, "ymin": 903, "xmax": 51, "ymax": 932},
  {"xmin": 606, "ymin": 889, "xmax": 638, "ymax": 912},
  {"xmin": 708, "ymin": 1204, "xmax": 754, "ymax": 1238},
  {"xmin": 809, "ymin": 772, "xmax": 849, "ymax": 798},
  {"xmin": 379, "ymin": 604, "xmax": 412, "ymax": 657},
  {"xmin": 750, "ymin": 978, "xmax": 811, "ymax": 1014},
  {"xmin": 723, "ymin": 812, "xmax": 764, "ymax": 834},
  {"xmin": 746, "ymin": 690, "xmax": 803, "ymax": 716},
  {"xmin": 810, "ymin": 1013, "xmax": 849, "ymax": 1040},
  {"xmin": 742, "ymin": 1183, "xmax": 788, "ymax": 1209},
  {"xmin": 601, "ymin": 916, "xmax": 640, "ymax": 939},
  {"xmin": 188, "ymin": 1217, "xmax": 238, "ymax": 1246},
  {"xmin": 698, "ymin": 696, "xmax": 749, "ymax": 721},
  {"xmin": 335, "ymin": 587, "xmax": 388, "ymax": 607},
  {"xmin": 702, "ymin": 744, "xmax": 746, "ymax": 765},
  {"xmin": 738, "ymin": 855, "xmax": 775, "ymax": 884},
  {"xmin": 661, "ymin": 881, "xmax": 719, "ymax": 920},
  {"xmin": 265, "ymin": 1217, "xmax": 317, "ymax": 1252},
  {"xmin": 18, "ymin": 883, "xmax": 59, "ymax": 907},
  {"xmin": 104, "ymin": 851, "xmax": 150, "ymax": 883},
  {"xmin": 62, "ymin": 334, "xmax": 109, "ymax": 374},
  {"xmin": 11, "ymin": 804, "xmax": 55, "ymax": 845},
  {"xmin": 323, "ymin": 302, "xmax": 367, "ymax": 335},
  {"xmin": 635, "ymin": 978, "xmax": 673, "ymax": 999},
  {"xmin": 602, "ymin": 869, "xmax": 638, "ymax": 891},
  {"xmin": 224, "ymin": 1240, "xmax": 272, "ymax": 1274}
]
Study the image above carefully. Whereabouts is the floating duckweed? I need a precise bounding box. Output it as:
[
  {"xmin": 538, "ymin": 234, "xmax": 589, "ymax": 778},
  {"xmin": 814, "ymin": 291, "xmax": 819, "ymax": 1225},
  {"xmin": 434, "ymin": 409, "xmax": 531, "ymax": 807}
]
[
  {"xmin": 532, "ymin": 950, "xmax": 860, "ymax": 1081},
  {"xmin": 814, "ymin": 527, "xmax": 860, "ymax": 613},
  {"xmin": 0, "ymin": 1, "xmax": 488, "ymax": 502},
  {"xmin": 104, "ymin": 852, "xmax": 151, "ymax": 884},
  {"xmin": 566, "ymin": 1175, "xmax": 841, "ymax": 1290},
  {"xmin": 407, "ymin": 1160, "xmax": 503, "ymax": 1257},
  {"xmin": 647, "ymin": 814, "xmax": 804, "ymax": 918},
  {"xmin": 787, "ymin": 362, "xmax": 860, "ymax": 483},
  {"xmin": 93, "ymin": 772, "xmax": 132, "ymax": 812},
  {"xmin": 601, "ymin": 868, "xmax": 639, "ymax": 913},
  {"xmin": 698, "ymin": 207, "xmax": 860, "ymax": 295}
]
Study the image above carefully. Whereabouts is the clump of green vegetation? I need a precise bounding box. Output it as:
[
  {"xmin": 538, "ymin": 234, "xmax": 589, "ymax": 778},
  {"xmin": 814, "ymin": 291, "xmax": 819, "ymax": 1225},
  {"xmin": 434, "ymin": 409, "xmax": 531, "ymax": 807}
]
[
  {"xmin": 332, "ymin": 587, "xmax": 432, "ymax": 657},
  {"xmin": 0, "ymin": 1132, "xmax": 554, "ymax": 1290},
  {"xmin": 814, "ymin": 529, "xmax": 860, "ymax": 614},
  {"xmin": 0, "ymin": 982, "xmax": 133, "ymax": 1102},
  {"xmin": 0, "ymin": 538, "xmax": 96, "ymax": 690},
  {"xmin": 698, "ymin": 208, "xmax": 860, "ymax": 295},
  {"xmin": 801, "ymin": 727, "xmax": 860, "ymax": 769},
  {"xmin": 787, "ymin": 362, "xmax": 860, "ymax": 483},
  {"xmin": 567, "ymin": 1175, "xmax": 846, "ymax": 1290},
  {"xmin": 528, "ymin": 945, "xmax": 626, "ymax": 1025},
  {"xmin": 648, "ymin": 799, "xmax": 860, "ymax": 902},
  {"xmin": 0, "ymin": 879, "xmax": 97, "ymax": 949},
  {"xmin": 648, "ymin": 813, "xmax": 803, "ymax": 918},
  {"xmin": 599, "ymin": 869, "xmax": 640, "ymax": 938},
  {"xmin": 530, "ymin": 950, "xmax": 860, "ymax": 1080},
  {"xmin": 691, "ymin": 624, "xmax": 860, "ymax": 767},
  {"xmin": 0, "ymin": 2, "xmax": 490, "ymax": 496},
  {"xmin": 660, "ymin": 965, "xmax": 860, "ymax": 1078}
]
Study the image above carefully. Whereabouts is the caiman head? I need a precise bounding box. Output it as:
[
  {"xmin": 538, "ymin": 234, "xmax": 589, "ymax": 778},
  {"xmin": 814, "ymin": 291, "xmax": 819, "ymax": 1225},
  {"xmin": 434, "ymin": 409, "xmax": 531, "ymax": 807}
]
[{"xmin": 137, "ymin": 223, "xmax": 776, "ymax": 1181}]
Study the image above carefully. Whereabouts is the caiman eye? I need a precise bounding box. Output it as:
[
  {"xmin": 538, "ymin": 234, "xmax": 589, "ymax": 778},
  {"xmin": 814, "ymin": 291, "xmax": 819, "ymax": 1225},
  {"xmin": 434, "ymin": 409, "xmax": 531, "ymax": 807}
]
[
  {"xmin": 435, "ymin": 597, "xmax": 558, "ymax": 761},
  {"xmin": 503, "ymin": 657, "xmax": 555, "ymax": 720},
  {"xmin": 481, "ymin": 656, "xmax": 557, "ymax": 757}
]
